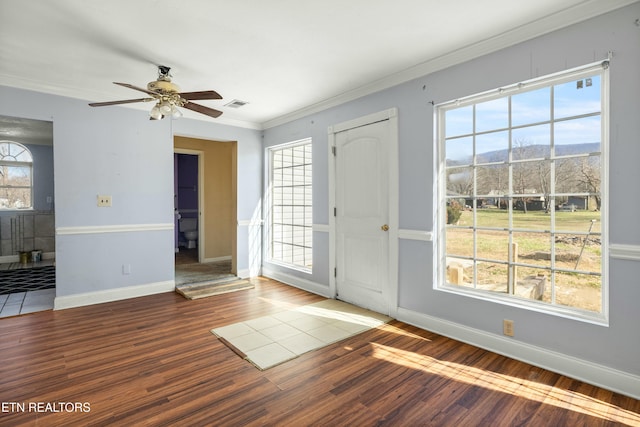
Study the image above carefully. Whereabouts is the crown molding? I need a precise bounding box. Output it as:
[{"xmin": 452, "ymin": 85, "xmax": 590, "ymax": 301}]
[{"xmin": 262, "ymin": 0, "xmax": 637, "ymax": 130}]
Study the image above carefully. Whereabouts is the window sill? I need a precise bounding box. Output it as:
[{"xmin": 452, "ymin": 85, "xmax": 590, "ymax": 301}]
[{"xmin": 437, "ymin": 283, "xmax": 608, "ymax": 327}]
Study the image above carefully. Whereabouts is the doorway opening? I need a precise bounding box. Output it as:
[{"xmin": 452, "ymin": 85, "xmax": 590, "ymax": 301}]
[
  {"xmin": 174, "ymin": 151, "xmax": 202, "ymax": 265},
  {"xmin": 0, "ymin": 115, "xmax": 56, "ymax": 317},
  {"xmin": 173, "ymin": 136, "xmax": 238, "ymax": 286}
]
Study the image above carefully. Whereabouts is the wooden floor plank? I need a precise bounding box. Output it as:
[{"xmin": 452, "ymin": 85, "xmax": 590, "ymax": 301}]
[{"xmin": 0, "ymin": 277, "xmax": 638, "ymax": 426}]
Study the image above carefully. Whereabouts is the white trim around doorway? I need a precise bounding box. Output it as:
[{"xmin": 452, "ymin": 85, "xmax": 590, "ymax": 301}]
[{"xmin": 327, "ymin": 108, "xmax": 399, "ymax": 318}]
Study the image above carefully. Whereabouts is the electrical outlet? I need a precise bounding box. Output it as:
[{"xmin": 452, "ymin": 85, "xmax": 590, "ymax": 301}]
[
  {"xmin": 503, "ymin": 319, "xmax": 514, "ymax": 337},
  {"xmin": 122, "ymin": 264, "xmax": 131, "ymax": 275},
  {"xmin": 97, "ymin": 195, "xmax": 112, "ymax": 207}
]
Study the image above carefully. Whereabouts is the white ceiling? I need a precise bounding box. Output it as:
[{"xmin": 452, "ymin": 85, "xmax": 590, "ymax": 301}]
[{"xmin": 0, "ymin": 0, "xmax": 634, "ymax": 129}]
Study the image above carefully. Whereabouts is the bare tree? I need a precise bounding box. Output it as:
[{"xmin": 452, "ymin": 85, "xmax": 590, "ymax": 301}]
[
  {"xmin": 577, "ymin": 156, "xmax": 601, "ymax": 210},
  {"xmin": 512, "ymin": 138, "xmax": 534, "ymax": 213},
  {"xmin": 447, "ymin": 167, "xmax": 473, "ymax": 197}
]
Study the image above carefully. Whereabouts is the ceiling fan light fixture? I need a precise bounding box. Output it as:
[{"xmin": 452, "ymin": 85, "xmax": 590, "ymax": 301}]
[
  {"xmin": 149, "ymin": 104, "xmax": 163, "ymax": 120},
  {"xmin": 159, "ymin": 101, "xmax": 173, "ymax": 115},
  {"xmin": 90, "ymin": 66, "xmax": 224, "ymax": 120},
  {"xmin": 171, "ymin": 105, "xmax": 183, "ymax": 118}
]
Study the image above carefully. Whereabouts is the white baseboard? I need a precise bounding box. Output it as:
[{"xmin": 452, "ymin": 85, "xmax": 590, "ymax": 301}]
[
  {"xmin": 203, "ymin": 255, "xmax": 232, "ymax": 263},
  {"xmin": 236, "ymin": 268, "xmax": 251, "ymax": 279},
  {"xmin": 54, "ymin": 280, "xmax": 175, "ymax": 310},
  {"xmin": 262, "ymin": 267, "xmax": 331, "ymax": 298},
  {"xmin": 396, "ymin": 307, "xmax": 640, "ymax": 400}
]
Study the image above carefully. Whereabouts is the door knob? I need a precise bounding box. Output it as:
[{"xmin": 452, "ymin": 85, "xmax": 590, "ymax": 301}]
[{"xmin": 381, "ymin": 224, "xmax": 389, "ymax": 231}]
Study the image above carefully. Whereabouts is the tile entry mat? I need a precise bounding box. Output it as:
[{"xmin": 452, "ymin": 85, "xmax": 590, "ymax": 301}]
[{"xmin": 211, "ymin": 299, "xmax": 391, "ymax": 370}]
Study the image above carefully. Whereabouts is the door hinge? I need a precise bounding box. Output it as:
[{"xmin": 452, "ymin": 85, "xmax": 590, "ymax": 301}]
[
  {"xmin": 334, "ymin": 267, "xmax": 337, "ymax": 277},
  {"xmin": 334, "ymin": 207, "xmax": 337, "ymax": 216},
  {"xmin": 331, "ymin": 146, "xmax": 337, "ymax": 156}
]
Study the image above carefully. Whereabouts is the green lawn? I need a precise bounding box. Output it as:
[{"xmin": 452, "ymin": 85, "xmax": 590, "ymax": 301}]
[
  {"xmin": 457, "ymin": 208, "xmax": 601, "ymax": 233},
  {"xmin": 446, "ymin": 207, "xmax": 602, "ymax": 312}
]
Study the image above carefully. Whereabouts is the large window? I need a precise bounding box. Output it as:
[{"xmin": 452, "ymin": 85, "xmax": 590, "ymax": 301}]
[
  {"xmin": 268, "ymin": 139, "xmax": 312, "ymax": 271},
  {"xmin": 437, "ymin": 61, "xmax": 608, "ymax": 319},
  {"xmin": 0, "ymin": 141, "xmax": 33, "ymax": 209}
]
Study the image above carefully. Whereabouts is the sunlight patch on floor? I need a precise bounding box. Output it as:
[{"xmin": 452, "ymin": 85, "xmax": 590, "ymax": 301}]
[{"xmin": 371, "ymin": 343, "xmax": 640, "ymax": 425}]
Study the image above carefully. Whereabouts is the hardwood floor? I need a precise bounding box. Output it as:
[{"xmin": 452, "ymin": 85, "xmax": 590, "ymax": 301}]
[{"xmin": 1, "ymin": 277, "xmax": 638, "ymax": 426}]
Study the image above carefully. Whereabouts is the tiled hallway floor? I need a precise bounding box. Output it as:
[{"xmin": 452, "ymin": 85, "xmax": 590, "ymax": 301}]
[
  {"xmin": 0, "ymin": 260, "xmax": 55, "ymax": 318},
  {"xmin": 0, "ymin": 288, "xmax": 55, "ymax": 318}
]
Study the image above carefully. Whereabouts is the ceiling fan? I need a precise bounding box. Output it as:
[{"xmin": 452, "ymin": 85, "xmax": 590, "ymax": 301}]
[{"xmin": 89, "ymin": 65, "xmax": 223, "ymax": 120}]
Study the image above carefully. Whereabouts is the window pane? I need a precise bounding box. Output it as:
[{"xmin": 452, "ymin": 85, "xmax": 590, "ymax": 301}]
[
  {"xmin": 3, "ymin": 165, "xmax": 31, "ymax": 184},
  {"xmin": 512, "ymin": 87, "xmax": 551, "ymax": 127},
  {"xmin": 476, "ymin": 131, "xmax": 508, "ymax": 164},
  {"xmin": 476, "ymin": 98, "xmax": 508, "ymax": 132},
  {"xmin": 476, "ymin": 204, "xmax": 509, "ymax": 229},
  {"xmin": 445, "ymin": 136, "xmax": 473, "ymax": 166},
  {"xmin": 555, "ymin": 158, "xmax": 579, "ymax": 194},
  {"xmin": 554, "ymin": 75, "xmax": 601, "ymax": 119},
  {"xmin": 0, "ymin": 187, "xmax": 31, "ymax": 209},
  {"xmin": 513, "ymin": 231, "xmax": 551, "ymax": 268},
  {"xmin": 446, "ymin": 227, "xmax": 473, "ymax": 258},
  {"xmin": 476, "ymin": 164, "xmax": 508, "ymax": 199},
  {"xmin": 446, "ymin": 257, "xmax": 474, "ymax": 288},
  {"xmin": 446, "ymin": 167, "xmax": 473, "ymax": 197},
  {"xmin": 512, "ymin": 199, "xmax": 550, "ymax": 230},
  {"xmin": 554, "ymin": 116, "xmax": 601, "ymax": 154},
  {"xmin": 476, "ymin": 262, "xmax": 508, "ymax": 292},
  {"xmin": 512, "ymin": 124, "xmax": 550, "ymax": 156},
  {"xmin": 515, "ymin": 267, "xmax": 547, "ymax": 301},
  {"xmin": 273, "ymin": 150, "xmax": 282, "ymax": 167},
  {"xmin": 555, "ymin": 272, "xmax": 601, "ymax": 312},
  {"xmin": 476, "ymin": 230, "xmax": 509, "ymax": 262},
  {"xmin": 445, "ymin": 106, "xmax": 473, "ymax": 137},
  {"xmin": 555, "ymin": 212, "xmax": 601, "ymax": 234}
]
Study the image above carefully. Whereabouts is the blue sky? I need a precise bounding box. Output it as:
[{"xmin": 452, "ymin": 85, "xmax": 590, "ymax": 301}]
[{"xmin": 444, "ymin": 74, "xmax": 601, "ymax": 163}]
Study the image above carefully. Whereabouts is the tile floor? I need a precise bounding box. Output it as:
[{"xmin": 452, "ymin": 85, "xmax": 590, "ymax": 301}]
[
  {"xmin": 0, "ymin": 259, "xmax": 56, "ymax": 318},
  {"xmin": 0, "ymin": 288, "xmax": 56, "ymax": 318},
  {"xmin": 212, "ymin": 299, "xmax": 392, "ymax": 370},
  {"xmin": 1, "ymin": 252, "xmax": 233, "ymax": 318}
]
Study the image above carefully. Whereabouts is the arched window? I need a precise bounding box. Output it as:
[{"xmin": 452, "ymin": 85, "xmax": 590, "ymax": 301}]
[{"xmin": 0, "ymin": 141, "xmax": 33, "ymax": 209}]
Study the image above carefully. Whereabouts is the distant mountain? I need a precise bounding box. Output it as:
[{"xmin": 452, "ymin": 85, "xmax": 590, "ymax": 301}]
[{"xmin": 448, "ymin": 142, "xmax": 600, "ymax": 165}]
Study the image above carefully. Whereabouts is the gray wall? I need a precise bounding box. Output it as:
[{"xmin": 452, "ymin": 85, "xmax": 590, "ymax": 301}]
[
  {"xmin": 0, "ymin": 85, "xmax": 262, "ymax": 297},
  {"xmin": 263, "ymin": 3, "xmax": 640, "ymax": 379}
]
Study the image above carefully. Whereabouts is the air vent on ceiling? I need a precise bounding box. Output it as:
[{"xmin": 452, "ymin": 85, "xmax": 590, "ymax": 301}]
[{"xmin": 224, "ymin": 99, "xmax": 249, "ymax": 108}]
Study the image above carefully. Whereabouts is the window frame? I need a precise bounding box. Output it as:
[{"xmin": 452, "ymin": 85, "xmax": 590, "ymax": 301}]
[
  {"xmin": 0, "ymin": 141, "xmax": 34, "ymax": 210},
  {"xmin": 267, "ymin": 138, "xmax": 313, "ymax": 272},
  {"xmin": 435, "ymin": 61, "xmax": 609, "ymax": 324}
]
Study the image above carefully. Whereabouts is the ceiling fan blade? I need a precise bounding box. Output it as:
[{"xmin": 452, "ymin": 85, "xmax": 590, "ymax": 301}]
[
  {"xmin": 182, "ymin": 102, "xmax": 223, "ymax": 118},
  {"xmin": 89, "ymin": 98, "xmax": 154, "ymax": 107},
  {"xmin": 179, "ymin": 90, "xmax": 223, "ymax": 101},
  {"xmin": 113, "ymin": 82, "xmax": 160, "ymax": 96}
]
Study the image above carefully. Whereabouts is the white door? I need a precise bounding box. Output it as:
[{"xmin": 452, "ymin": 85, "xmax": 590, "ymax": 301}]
[{"xmin": 335, "ymin": 119, "xmax": 391, "ymax": 314}]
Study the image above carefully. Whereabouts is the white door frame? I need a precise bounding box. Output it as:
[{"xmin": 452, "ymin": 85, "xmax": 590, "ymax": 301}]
[
  {"xmin": 328, "ymin": 108, "xmax": 399, "ymax": 317},
  {"xmin": 174, "ymin": 148, "xmax": 205, "ymax": 263}
]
